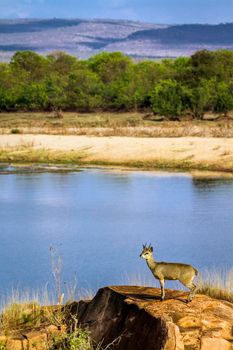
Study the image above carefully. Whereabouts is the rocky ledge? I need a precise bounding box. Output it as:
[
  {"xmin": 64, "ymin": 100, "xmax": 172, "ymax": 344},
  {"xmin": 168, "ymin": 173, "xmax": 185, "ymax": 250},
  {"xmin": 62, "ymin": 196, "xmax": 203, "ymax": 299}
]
[
  {"xmin": 70, "ymin": 286, "xmax": 233, "ymax": 350},
  {"xmin": 1, "ymin": 286, "xmax": 233, "ymax": 350}
]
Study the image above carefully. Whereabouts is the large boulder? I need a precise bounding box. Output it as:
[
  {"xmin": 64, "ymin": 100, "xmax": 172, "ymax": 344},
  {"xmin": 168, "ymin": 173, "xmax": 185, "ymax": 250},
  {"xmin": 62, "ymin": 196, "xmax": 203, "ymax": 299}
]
[{"xmin": 70, "ymin": 286, "xmax": 233, "ymax": 350}]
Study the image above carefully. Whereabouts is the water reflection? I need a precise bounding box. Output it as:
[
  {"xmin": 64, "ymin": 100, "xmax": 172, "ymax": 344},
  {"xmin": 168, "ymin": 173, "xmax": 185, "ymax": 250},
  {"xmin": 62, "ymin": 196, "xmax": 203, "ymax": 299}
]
[{"xmin": 193, "ymin": 177, "xmax": 233, "ymax": 190}]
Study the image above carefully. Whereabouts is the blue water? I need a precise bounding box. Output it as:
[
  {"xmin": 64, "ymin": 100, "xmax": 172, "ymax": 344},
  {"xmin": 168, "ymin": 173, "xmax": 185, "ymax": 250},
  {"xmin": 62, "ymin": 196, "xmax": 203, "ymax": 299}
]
[{"xmin": 0, "ymin": 168, "xmax": 232, "ymax": 294}]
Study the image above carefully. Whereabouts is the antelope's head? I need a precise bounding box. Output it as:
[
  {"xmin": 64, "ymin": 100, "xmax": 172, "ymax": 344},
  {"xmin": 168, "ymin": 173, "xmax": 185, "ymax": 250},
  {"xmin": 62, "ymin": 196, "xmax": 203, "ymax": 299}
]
[{"xmin": 140, "ymin": 244, "xmax": 153, "ymax": 260}]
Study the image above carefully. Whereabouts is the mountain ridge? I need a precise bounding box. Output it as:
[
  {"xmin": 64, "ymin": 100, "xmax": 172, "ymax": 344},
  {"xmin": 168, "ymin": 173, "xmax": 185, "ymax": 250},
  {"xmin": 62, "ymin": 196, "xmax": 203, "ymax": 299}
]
[
  {"xmin": 129, "ymin": 22, "xmax": 233, "ymax": 44},
  {"xmin": 0, "ymin": 19, "xmax": 232, "ymax": 61}
]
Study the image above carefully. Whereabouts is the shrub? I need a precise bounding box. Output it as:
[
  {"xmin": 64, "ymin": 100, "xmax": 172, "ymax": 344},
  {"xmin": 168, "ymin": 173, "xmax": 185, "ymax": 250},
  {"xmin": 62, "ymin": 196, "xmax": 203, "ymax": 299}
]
[{"xmin": 11, "ymin": 128, "xmax": 20, "ymax": 134}]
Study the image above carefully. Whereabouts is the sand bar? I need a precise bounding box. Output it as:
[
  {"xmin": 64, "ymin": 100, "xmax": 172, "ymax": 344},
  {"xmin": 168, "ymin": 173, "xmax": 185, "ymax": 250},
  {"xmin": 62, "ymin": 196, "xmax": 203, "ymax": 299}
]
[{"xmin": 0, "ymin": 135, "xmax": 233, "ymax": 171}]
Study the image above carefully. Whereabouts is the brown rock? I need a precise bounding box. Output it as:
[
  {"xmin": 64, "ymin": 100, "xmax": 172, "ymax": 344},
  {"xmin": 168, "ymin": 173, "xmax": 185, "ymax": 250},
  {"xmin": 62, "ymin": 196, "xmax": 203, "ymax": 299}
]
[
  {"xmin": 177, "ymin": 315, "xmax": 202, "ymax": 328},
  {"xmin": 0, "ymin": 328, "xmax": 56, "ymax": 350},
  {"xmin": 200, "ymin": 337, "xmax": 232, "ymax": 350},
  {"xmin": 70, "ymin": 286, "xmax": 233, "ymax": 350}
]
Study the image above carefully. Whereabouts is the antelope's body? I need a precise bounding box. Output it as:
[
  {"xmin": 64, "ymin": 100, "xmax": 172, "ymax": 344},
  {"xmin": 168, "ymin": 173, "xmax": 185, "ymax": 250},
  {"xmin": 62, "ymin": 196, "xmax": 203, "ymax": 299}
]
[{"xmin": 140, "ymin": 244, "xmax": 198, "ymax": 302}]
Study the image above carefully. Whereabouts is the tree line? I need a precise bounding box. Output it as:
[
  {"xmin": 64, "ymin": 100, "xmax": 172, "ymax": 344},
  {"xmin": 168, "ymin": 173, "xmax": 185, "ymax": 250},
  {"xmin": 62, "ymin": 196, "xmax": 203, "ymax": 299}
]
[{"xmin": 0, "ymin": 49, "xmax": 233, "ymax": 118}]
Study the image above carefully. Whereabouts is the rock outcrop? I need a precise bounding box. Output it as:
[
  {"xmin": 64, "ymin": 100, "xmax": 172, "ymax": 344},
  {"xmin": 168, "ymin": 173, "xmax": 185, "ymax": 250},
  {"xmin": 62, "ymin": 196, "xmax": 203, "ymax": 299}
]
[
  {"xmin": 1, "ymin": 286, "xmax": 232, "ymax": 349},
  {"xmin": 70, "ymin": 286, "xmax": 233, "ymax": 350}
]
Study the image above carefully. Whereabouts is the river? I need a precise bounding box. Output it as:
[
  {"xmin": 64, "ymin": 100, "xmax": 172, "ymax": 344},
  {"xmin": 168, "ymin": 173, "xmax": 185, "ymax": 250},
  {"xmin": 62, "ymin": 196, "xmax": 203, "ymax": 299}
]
[{"xmin": 0, "ymin": 167, "xmax": 232, "ymax": 296}]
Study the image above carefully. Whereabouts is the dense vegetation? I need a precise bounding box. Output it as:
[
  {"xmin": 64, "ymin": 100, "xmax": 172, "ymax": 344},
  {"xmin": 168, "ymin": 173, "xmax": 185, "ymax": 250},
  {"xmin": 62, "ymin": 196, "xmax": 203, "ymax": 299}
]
[{"xmin": 0, "ymin": 49, "xmax": 233, "ymax": 118}]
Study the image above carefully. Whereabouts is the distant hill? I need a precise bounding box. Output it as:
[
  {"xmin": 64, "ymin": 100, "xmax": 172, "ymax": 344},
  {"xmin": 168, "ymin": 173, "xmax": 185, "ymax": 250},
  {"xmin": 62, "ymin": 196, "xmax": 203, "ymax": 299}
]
[
  {"xmin": 128, "ymin": 23, "xmax": 233, "ymax": 45},
  {"xmin": 0, "ymin": 19, "xmax": 83, "ymax": 33},
  {"xmin": 0, "ymin": 19, "xmax": 232, "ymax": 61}
]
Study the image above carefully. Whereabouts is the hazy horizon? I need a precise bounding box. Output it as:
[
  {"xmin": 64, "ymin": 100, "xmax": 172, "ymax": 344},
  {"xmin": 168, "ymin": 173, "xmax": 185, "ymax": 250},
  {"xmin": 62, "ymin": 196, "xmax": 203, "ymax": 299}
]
[
  {"xmin": 0, "ymin": 0, "xmax": 232, "ymax": 25},
  {"xmin": 0, "ymin": 17, "xmax": 232, "ymax": 26}
]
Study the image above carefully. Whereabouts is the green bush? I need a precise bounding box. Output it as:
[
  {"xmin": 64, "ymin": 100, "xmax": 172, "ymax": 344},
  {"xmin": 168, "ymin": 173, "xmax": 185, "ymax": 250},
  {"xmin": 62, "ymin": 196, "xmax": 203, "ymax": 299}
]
[
  {"xmin": 49, "ymin": 328, "xmax": 92, "ymax": 350},
  {"xmin": 151, "ymin": 79, "xmax": 190, "ymax": 118}
]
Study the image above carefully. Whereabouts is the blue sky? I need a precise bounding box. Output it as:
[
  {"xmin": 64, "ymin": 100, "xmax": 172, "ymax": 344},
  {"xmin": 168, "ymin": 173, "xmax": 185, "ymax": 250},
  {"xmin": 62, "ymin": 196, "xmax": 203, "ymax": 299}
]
[{"xmin": 0, "ymin": 0, "xmax": 232, "ymax": 24}]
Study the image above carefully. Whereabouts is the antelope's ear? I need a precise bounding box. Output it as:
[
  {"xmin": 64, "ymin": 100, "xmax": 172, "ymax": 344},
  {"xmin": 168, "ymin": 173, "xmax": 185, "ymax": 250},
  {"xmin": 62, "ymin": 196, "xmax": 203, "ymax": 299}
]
[{"xmin": 150, "ymin": 246, "xmax": 153, "ymax": 252}]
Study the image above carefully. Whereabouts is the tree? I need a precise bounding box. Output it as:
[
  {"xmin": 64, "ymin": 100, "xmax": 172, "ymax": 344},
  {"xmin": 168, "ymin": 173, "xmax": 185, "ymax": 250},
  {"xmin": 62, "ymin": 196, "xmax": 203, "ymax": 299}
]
[
  {"xmin": 213, "ymin": 81, "xmax": 233, "ymax": 115},
  {"xmin": 190, "ymin": 50, "xmax": 216, "ymax": 80},
  {"xmin": 88, "ymin": 52, "xmax": 132, "ymax": 84},
  {"xmin": 47, "ymin": 51, "xmax": 77, "ymax": 75},
  {"xmin": 64, "ymin": 69, "xmax": 103, "ymax": 111},
  {"xmin": 151, "ymin": 79, "xmax": 189, "ymax": 118},
  {"xmin": 0, "ymin": 49, "xmax": 232, "ymax": 114},
  {"xmin": 190, "ymin": 79, "xmax": 215, "ymax": 118},
  {"xmin": 16, "ymin": 83, "xmax": 48, "ymax": 110},
  {"xmin": 10, "ymin": 51, "xmax": 48, "ymax": 82},
  {"xmin": 44, "ymin": 75, "xmax": 67, "ymax": 110},
  {"xmin": 128, "ymin": 61, "xmax": 173, "ymax": 110}
]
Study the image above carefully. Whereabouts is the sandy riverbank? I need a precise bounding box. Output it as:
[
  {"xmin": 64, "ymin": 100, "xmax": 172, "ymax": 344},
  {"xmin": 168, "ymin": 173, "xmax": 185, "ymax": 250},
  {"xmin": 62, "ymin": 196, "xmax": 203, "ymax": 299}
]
[{"xmin": 0, "ymin": 134, "xmax": 233, "ymax": 172}]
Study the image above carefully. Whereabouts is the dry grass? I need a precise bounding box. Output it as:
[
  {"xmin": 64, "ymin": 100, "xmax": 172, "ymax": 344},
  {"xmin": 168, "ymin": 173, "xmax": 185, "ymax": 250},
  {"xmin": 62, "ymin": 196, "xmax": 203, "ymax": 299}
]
[
  {"xmin": 123, "ymin": 273, "xmax": 158, "ymax": 287},
  {"xmin": 0, "ymin": 286, "xmax": 119, "ymax": 350},
  {"xmin": 0, "ymin": 253, "xmax": 79, "ymax": 335},
  {"xmin": 0, "ymin": 112, "xmax": 233, "ymax": 137},
  {"xmin": 0, "ymin": 288, "xmax": 63, "ymax": 344},
  {"xmin": 0, "ymin": 284, "xmax": 92, "ymax": 330},
  {"xmin": 0, "ymin": 248, "xmax": 119, "ymax": 350},
  {"xmin": 0, "ymin": 289, "xmax": 45, "ymax": 333},
  {"xmin": 0, "ymin": 112, "xmax": 145, "ymax": 131},
  {"xmin": 197, "ymin": 268, "xmax": 233, "ymax": 303}
]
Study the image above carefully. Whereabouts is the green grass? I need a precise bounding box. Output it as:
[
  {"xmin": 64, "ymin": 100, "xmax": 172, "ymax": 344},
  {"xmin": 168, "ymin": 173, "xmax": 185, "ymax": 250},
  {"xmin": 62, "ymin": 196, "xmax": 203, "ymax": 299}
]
[
  {"xmin": 0, "ymin": 148, "xmax": 86, "ymax": 165},
  {"xmin": 82, "ymin": 159, "xmax": 233, "ymax": 173}
]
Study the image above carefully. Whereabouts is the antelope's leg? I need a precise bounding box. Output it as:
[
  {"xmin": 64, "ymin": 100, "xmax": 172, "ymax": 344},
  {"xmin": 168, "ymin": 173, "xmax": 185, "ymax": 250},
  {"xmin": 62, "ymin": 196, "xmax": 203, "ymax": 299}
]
[
  {"xmin": 159, "ymin": 279, "xmax": 165, "ymax": 301},
  {"xmin": 187, "ymin": 283, "xmax": 197, "ymax": 302}
]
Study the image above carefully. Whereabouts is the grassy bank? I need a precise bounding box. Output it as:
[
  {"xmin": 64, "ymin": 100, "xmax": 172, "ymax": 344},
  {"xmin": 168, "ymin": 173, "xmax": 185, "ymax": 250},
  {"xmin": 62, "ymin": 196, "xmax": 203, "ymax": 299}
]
[
  {"xmin": 0, "ymin": 147, "xmax": 233, "ymax": 173},
  {"xmin": 0, "ymin": 148, "xmax": 86, "ymax": 166},
  {"xmin": 1, "ymin": 112, "xmax": 233, "ymax": 137}
]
